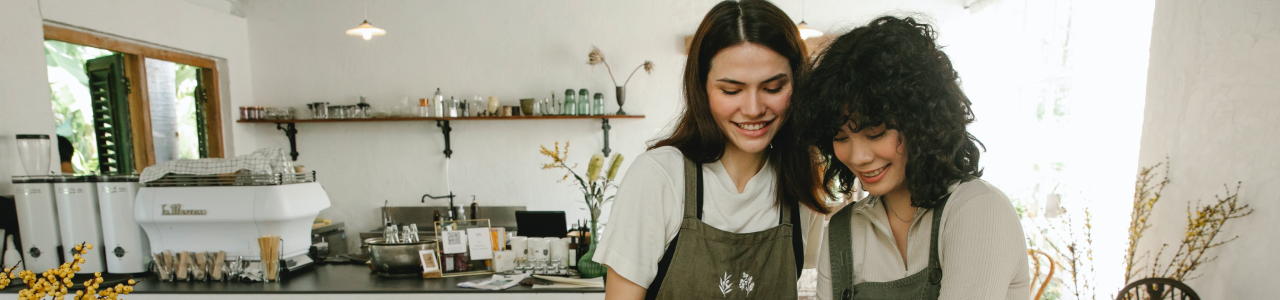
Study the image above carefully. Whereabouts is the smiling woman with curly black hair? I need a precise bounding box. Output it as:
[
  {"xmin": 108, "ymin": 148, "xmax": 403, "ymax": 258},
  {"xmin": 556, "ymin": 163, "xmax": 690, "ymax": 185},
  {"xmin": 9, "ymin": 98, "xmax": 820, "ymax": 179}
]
[{"xmin": 795, "ymin": 16, "xmax": 1030, "ymax": 300}]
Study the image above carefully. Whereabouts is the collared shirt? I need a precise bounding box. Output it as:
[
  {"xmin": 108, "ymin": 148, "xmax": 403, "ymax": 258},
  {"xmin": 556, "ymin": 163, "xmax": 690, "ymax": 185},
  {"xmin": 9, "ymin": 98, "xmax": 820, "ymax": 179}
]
[{"xmin": 817, "ymin": 179, "xmax": 1030, "ymax": 300}]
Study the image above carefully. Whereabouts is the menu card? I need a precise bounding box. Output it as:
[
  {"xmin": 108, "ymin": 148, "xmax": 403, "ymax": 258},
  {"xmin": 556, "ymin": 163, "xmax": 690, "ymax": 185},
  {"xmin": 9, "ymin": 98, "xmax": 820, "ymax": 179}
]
[{"xmin": 466, "ymin": 227, "xmax": 494, "ymax": 260}]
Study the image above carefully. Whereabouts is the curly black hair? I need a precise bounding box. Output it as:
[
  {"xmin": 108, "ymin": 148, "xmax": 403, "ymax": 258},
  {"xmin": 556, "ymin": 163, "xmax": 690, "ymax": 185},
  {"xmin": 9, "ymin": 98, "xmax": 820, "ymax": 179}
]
[{"xmin": 795, "ymin": 16, "xmax": 983, "ymax": 209}]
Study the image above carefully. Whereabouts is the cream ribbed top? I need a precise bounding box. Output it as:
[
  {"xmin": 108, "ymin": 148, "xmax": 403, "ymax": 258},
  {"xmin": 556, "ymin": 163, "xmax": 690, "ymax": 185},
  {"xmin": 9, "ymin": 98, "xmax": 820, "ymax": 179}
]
[{"xmin": 817, "ymin": 179, "xmax": 1030, "ymax": 300}]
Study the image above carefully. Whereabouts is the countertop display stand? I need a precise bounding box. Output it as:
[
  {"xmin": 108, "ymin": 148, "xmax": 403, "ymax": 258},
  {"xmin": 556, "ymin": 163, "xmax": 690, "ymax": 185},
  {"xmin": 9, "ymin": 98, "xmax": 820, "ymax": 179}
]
[
  {"xmin": 238, "ymin": 115, "xmax": 644, "ymax": 161},
  {"xmin": 433, "ymin": 219, "xmax": 494, "ymax": 278}
]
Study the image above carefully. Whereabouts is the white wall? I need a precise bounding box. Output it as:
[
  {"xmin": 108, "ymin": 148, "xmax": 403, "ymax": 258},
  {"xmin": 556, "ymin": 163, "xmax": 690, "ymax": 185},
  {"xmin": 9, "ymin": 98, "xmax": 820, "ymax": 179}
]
[
  {"xmin": 1137, "ymin": 0, "xmax": 1280, "ymax": 298},
  {"xmin": 240, "ymin": 0, "xmax": 966, "ymax": 248},
  {"xmin": 0, "ymin": 0, "xmax": 255, "ymax": 194}
]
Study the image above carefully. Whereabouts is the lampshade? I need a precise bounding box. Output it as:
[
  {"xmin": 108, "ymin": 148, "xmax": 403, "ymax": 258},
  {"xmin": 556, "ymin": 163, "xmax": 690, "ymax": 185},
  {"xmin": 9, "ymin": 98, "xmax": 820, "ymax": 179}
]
[
  {"xmin": 798, "ymin": 21, "xmax": 823, "ymax": 40},
  {"xmin": 346, "ymin": 20, "xmax": 386, "ymax": 40}
]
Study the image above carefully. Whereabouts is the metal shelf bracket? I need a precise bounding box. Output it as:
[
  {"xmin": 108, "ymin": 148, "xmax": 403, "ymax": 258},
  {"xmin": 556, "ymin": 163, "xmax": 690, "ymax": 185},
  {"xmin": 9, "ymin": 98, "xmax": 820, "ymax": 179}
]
[
  {"xmin": 437, "ymin": 120, "xmax": 453, "ymax": 158},
  {"xmin": 276, "ymin": 122, "xmax": 299, "ymax": 161},
  {"xmin": 601, "ymin": 118, "xmax": 612, "ymax": 157}
]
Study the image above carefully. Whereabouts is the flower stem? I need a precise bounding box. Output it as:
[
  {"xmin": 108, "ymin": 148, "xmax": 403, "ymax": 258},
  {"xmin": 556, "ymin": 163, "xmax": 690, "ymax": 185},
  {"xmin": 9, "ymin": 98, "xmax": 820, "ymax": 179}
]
[{"xmin": 623, "ymin": 64, "xmax": 645, "ymax": 87}]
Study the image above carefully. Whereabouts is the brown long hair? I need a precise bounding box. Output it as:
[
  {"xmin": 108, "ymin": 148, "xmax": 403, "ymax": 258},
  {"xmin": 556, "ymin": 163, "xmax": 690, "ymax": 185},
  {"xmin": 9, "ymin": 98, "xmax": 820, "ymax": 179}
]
[{"xmin": 650, "ymin": 0, "xmax": 828, "ymax": 214}]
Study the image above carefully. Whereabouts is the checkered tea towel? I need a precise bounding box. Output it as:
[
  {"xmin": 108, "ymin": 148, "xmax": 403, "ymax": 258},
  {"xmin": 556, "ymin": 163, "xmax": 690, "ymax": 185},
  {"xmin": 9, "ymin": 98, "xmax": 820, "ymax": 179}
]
[{"xmin": 140, "ymin": 148, "xmax": 293, "ymax": 183}]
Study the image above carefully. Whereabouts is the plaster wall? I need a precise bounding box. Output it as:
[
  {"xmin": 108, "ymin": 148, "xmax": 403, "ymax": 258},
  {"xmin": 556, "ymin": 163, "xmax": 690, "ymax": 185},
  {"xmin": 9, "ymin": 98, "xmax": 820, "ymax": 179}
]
[{"xmin": 1136, "ymin": 0, "xmax": 1280, "ymax": 298}]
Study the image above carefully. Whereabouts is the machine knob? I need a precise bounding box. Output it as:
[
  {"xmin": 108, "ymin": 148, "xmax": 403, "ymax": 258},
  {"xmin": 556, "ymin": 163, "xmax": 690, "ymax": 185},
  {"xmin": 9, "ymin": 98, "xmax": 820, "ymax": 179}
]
[
  {"xmin": 114, "ymin": 246, "xmax": 127, "ymax": 258},
  {"xmin": 28, "ymin": 247, "xmax": 41, "ymax": 258}
]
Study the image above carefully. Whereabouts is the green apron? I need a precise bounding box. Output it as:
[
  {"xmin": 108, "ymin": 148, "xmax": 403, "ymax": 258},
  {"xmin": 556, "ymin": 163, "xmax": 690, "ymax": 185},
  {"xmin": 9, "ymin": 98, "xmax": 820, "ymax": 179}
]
[
  {"xmin": 645, "ymin": 157, "xmax": 804, "ymax": 299},
  {"xmin": 829, "ymin": 195, "xmax": 950, "ymax": 300}
]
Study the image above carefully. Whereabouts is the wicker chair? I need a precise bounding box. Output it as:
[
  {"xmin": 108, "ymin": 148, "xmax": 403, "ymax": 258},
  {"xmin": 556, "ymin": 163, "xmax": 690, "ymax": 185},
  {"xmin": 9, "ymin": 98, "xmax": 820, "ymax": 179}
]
[
  {"xmin": 1115, "ymin": 278, "xmax": 1200, "ymax": 300},
  {"xmin": 1027, "ymin": 249, "xmax": 1055, "ymax": 300}
]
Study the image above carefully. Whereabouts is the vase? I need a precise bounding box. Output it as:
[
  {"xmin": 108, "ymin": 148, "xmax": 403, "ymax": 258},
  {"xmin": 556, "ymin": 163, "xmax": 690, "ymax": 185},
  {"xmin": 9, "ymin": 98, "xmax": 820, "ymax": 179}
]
[
  {"xmin": 614, "ymin": 86, "xmax": 627, "ymax": 115},
  {"xmin": 576, "ymin": 220, "xmax": 607, "ymax": 278}
]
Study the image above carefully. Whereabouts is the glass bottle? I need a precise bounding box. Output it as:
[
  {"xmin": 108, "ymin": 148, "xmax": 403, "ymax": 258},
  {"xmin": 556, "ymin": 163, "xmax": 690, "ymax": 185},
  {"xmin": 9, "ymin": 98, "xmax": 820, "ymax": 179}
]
[
  {"xmin": 563, "ymin": 89, "xmax": 577, "ymax": 116},
  {"xmin": 593, "ymin": 93, "xmax": 604, "ymax": 115},
  {"xmin": 432, "ymin": 88, "xmax": 445, "ymax": 117},
  {"xmin": 578, "ymin": 89, "xmax": 590, "ymax": 116}
]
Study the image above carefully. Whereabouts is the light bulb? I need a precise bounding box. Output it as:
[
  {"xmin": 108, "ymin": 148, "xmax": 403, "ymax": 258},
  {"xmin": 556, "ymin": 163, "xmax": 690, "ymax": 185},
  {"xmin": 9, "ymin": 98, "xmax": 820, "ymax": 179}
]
[{"xmin": 363, "ymin": 32, "xmax": 372, "ymax": 40}]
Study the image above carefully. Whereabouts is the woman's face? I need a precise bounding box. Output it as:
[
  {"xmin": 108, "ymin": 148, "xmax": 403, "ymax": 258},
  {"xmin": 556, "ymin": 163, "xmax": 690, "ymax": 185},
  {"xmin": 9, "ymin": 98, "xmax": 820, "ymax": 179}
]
[
  {"xmin": 832, "ymin": 122, "xmax": 909, "ymax": 197},
  {"xmin": 706, "ymin": 43, "xmax": 792, "ymax": 155}
]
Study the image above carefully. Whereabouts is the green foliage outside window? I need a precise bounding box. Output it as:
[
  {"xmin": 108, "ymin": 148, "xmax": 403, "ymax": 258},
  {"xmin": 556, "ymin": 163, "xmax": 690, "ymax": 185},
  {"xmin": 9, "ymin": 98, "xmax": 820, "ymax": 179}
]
[{"xmin": 45, "ymin": 40, "xmax": 112, "ymax": 174}]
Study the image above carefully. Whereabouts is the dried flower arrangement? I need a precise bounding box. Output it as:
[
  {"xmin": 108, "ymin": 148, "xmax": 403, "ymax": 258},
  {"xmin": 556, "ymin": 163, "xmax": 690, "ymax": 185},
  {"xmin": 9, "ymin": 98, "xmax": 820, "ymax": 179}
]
[
  {"xmin": 1124, "ymin": 160, "xmax": 1254, "ymax": 283},
  {"xmin": 587, "ymin": 45, "xmax": 653, "ymax": 88},
  {"xmin": 1028, "ymin": 159, "xmax": 1255, "ymax": 300},
  {"xmin": 539, "ymin": 141, "xmax": 625, "ymax": 224},
  {"xmin": 0, "ymin": 242, "xmax": 138, "ymax": 300}
]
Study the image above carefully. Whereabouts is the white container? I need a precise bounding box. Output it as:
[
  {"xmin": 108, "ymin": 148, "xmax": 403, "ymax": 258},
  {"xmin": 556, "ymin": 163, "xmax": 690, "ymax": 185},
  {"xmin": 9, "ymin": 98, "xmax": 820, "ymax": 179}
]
[
  {"xmin": 550, "ymin": 238, "xmax": 569, "ymax": 267},
  {"xmin": 53, "ymin": 176, "xmax": 106, "ymax": 273},
  {"xmin": 12, "ymin": 176, "xmax": 63, "ymax": 271},
  {"xmin": 96, "ymin": 175, "xmax": 151, "ymax": 274},
  {"xmin": 527, "ymin": 237, "xmax": 549, "ymax": 260},
  {"xmin": 493, "ymin": 250, "xmax": 516, "ymax": 273},
  {"xmin": 510, "ymin": 236, "xmax": 528, "ymax": 259}
]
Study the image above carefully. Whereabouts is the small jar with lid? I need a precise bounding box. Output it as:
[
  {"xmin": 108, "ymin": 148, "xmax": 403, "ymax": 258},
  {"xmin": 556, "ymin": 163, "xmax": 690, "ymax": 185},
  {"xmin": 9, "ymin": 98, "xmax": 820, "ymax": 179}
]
[
  {"xmin": 592, "ymin": 93, "xmax": 604, "ymax": 115},
  {"xmin": 563, "ymin": 89, "xmax": 577, "ymax": 116},
  {"xmin": 577, "ymin": 89, "xmax": 590, "ymax": 116}
]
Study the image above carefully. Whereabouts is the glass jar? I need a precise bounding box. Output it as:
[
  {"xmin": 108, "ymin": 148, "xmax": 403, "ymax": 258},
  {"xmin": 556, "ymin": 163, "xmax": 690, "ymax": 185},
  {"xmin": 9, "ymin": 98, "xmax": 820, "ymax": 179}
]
[
  {"xmin": 563, "ymin": 89, "xmax": 577, "ymax": 116},
  {"xmin": 593, "ymin": 93, "xmax": 604, "ymax": 115},
  {"xmin": 578, "ymin": 89, "xmax": 590, "ymax": 116}
]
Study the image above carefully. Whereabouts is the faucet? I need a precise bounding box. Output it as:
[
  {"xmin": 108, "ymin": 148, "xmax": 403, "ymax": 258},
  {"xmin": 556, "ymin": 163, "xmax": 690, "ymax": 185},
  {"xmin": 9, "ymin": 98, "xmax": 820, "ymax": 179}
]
[{"xmin": 422, "ymin": 193, "xmax": 457, "ymax": 221}]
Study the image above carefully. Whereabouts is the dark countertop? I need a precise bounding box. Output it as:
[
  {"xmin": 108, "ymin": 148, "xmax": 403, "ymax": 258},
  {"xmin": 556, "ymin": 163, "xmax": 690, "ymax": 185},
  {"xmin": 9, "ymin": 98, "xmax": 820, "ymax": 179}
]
[{"xmin": 1, "ymin": 264, "xmax": 603, "ymax": 294}]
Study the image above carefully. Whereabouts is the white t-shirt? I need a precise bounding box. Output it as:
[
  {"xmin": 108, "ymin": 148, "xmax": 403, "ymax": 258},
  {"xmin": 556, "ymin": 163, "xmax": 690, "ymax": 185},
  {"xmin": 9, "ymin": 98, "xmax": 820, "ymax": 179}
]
[{"xmin": 593, "ymin": 146, "xmax": 825, "ymax": 287}]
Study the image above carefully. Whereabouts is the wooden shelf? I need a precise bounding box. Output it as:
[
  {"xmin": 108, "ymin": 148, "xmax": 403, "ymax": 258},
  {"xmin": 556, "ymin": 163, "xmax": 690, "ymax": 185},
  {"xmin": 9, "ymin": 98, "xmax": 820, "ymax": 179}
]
[
  {"xmin": 236, "ymin": 115, "xmax": 645, "ymax": 123},
  {"xmin": 240, "ymin": 115, "xmax": 644, "ymax": 160}
]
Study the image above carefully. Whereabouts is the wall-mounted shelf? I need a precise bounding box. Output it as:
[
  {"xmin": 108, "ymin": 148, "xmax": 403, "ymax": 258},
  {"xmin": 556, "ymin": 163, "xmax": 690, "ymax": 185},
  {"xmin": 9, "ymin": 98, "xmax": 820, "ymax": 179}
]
[{"xmin": 238, "ymin": 115, "xmax": 644, "ymax": 160}]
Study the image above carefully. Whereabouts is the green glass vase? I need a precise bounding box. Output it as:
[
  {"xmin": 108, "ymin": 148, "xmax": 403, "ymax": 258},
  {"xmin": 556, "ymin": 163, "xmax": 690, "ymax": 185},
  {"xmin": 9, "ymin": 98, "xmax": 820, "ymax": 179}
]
[{"xmin": 576, "ymin": 220, "xmax": 607, "ymax": 278}]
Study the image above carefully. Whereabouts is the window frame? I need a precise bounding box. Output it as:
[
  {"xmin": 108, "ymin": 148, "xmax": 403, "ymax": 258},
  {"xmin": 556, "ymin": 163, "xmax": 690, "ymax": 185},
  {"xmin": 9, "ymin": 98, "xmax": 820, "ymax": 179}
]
[{"xmin": 43, "ymin": 24, "xmax": 226, "ymax": 172}]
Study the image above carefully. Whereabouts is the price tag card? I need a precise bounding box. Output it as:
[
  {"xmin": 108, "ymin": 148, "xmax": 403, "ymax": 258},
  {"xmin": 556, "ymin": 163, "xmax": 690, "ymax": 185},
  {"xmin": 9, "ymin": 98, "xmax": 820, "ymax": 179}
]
[
  {"xmin": 442, "ymin": 230, "xmax": 468, "ymax": 254},
  {"xmin": 467, "ymin": 227, "xmax": 494, "ymax": 260}
]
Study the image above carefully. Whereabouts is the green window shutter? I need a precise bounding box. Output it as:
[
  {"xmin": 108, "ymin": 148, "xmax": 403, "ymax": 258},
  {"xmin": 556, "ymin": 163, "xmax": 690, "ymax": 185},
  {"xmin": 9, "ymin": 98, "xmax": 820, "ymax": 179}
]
[
  {"xmin": 195, "ymin": 70, "xmax": 210, "ymax": 158},
  {"xmin": 85, "ymin": 54, "xmax": 135, "ymax": 175}
]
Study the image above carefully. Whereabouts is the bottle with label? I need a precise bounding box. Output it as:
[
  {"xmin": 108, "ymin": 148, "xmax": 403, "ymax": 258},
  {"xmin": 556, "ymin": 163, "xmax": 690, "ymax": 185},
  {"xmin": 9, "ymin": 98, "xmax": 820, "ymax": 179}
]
[
  {"xmin": 470, "ymin": 196, "xmax": 479, "ymax": 220},
  {"xmin": 563, "ymin": 89, "xmax": 577, "ymax": 116},
  {"xmin": 432, "ymin": 88, "xmax": 445, "ymax": 117},
  {"xmin": 433, "ymin": 210, "xmax": 441, "ymax": 223},
  {"xmin": 568, "ymin": 237, "xmax": 578, "ymax": 267}
]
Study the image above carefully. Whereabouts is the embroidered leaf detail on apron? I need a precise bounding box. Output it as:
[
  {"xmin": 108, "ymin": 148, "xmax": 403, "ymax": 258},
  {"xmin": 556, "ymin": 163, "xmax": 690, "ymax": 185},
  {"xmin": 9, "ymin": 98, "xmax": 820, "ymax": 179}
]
[
  {"xmin": 718, "ymin": 272, "xmax": 734, "ymax": 296},
  {"xmin": 739, "ymin": 272, "xmax": 755, "ymax": 296}
]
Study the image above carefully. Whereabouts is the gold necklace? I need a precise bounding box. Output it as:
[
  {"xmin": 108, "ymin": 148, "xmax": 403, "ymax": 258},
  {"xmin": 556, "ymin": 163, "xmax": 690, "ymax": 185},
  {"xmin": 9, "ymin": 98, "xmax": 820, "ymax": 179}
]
[{"xmin": 883, "ymin": 199, "xmax": 914, "ymax": 223}]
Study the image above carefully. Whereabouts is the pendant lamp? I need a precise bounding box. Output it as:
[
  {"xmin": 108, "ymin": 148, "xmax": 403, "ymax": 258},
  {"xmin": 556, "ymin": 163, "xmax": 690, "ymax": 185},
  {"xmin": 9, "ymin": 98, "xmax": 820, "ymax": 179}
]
[
  {"xmin": 797, "ymin": 0, "xmax": 823, "ymax": 39},
  {"xmin": 346, "ymin": 2, "xmax": 385, "ymax": 40}
]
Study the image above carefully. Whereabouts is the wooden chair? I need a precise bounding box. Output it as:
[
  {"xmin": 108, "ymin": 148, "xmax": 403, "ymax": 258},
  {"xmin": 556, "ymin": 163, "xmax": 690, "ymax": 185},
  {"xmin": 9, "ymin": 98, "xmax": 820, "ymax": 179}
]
[
  {"xmin": 1027, "ymin": 249, "xmax": 1055, "ymax": 300},
  {"xmin": 1115, "ymin": 278, "xmax": 1200, "ymax": 300}
]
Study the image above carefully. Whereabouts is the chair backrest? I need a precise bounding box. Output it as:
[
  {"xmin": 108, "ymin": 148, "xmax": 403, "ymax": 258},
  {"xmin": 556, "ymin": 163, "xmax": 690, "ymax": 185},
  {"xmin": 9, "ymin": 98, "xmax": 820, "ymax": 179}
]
[
  {"xmin": 1027, "ymin": 249, "xmax": 1055, "ymax": 300},
  {"xmin": 1115, "ymin": 278, "xmax": 1200, "ymax": 300}
]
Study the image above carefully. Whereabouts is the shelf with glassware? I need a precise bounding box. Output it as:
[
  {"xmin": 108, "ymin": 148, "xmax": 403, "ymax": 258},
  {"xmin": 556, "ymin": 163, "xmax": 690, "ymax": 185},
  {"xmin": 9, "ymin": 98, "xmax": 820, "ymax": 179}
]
[{"xmin": 236, "ymin": 114, "xmax": 644, "ymax": 161}]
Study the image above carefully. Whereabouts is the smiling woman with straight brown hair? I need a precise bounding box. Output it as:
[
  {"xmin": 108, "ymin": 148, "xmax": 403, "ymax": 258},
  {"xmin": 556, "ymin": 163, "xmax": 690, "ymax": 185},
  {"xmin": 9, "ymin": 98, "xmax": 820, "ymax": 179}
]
[{"xmin": 592, "ymin": 1, "xmax": 828, "ymax": 299}]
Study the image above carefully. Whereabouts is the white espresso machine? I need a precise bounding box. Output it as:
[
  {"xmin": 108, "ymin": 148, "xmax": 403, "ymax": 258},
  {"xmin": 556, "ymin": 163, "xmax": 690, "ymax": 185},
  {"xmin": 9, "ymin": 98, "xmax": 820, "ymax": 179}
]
[{"xmin": 134, "ymin": 172, "xmax": 329, "ymax": 272}]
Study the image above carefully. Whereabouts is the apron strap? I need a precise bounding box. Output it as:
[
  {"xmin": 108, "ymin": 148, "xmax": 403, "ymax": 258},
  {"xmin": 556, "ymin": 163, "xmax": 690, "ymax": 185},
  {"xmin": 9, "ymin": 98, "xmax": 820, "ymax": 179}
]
[
  {"xmin": 682, "ymin": 157, "xmax": 703, "ymax": 220},
  {"xmin": 830, "ymin": 204, "xmax": 855, "ymax": 300},
  {"xmin": 927, "ymin": 193, "xmax": 951, "ymax": 286},
  {"xmin": 647, "ymin": 157, "xmax": 703, "ymax": 299},
  {"xmin": 790, "ymin": 198, "xmax": 803, "ymax": 279}
]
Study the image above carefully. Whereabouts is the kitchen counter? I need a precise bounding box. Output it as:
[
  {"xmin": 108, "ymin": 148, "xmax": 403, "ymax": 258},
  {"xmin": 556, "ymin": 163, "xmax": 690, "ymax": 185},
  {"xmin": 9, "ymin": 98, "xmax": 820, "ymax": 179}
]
[{"xmin": 0, "ymin": 264, "xmax": 603, "ymax": 300}]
